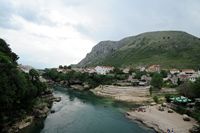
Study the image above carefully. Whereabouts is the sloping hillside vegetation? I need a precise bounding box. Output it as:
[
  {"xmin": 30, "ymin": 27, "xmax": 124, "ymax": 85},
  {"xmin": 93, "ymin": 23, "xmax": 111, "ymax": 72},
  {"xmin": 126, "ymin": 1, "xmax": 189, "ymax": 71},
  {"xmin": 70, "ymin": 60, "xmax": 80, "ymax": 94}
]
[{"xmin": 78, "ymin": 31, "xmax": 200, "ymax": 69}]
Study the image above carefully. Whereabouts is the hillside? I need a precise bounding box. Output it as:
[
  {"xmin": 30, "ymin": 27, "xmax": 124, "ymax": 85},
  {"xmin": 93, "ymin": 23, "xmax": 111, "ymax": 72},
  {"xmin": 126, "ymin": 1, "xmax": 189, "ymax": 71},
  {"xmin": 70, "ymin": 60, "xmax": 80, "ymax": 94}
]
[{"xmin": 77, "ymin": 31, "xmax": 200, "ymax": 69}]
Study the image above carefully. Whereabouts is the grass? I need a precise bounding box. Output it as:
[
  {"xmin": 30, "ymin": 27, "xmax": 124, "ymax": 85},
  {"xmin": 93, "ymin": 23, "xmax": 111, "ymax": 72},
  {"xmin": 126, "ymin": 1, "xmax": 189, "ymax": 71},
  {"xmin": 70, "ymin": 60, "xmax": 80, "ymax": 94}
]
[{"xmin": 81, "ymin": 31, "xmax": 200, "ymax": 69}]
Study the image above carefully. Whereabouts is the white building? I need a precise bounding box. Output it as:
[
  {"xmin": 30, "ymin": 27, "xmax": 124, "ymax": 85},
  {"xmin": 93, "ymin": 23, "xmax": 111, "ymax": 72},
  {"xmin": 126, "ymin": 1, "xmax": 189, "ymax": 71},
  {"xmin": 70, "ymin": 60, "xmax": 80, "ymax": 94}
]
[
  {"xmin": 94, "ymin": 66, "xmax": 114, "ymax": 75},
  {"xmin": 86, "ymin": 67, "xmax": 96, "ymax": 74},
  {"xmin": 189, "ymin": 73, "xmax": 200, "ymax": 82},
  {"xmin": 170, "ymin": 69, "xmax": 180, "ymax": 75},
  {"xmin": 123, "ymin": 68, "xmax": 130, "ymax": 74}
]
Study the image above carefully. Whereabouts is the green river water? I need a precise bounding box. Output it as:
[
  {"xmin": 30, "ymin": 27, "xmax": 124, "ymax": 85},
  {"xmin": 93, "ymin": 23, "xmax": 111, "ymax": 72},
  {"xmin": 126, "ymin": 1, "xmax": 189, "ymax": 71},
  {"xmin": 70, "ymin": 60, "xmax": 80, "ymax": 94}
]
[{"xmin": 22, "ymin": 86, "xmax": 155, "ymax": 133}]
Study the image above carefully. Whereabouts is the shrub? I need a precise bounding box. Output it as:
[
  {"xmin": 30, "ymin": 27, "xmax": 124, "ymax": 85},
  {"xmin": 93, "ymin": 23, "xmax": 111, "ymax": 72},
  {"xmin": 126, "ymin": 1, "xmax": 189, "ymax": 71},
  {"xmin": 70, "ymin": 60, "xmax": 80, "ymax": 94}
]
[{"xmin": 153, "ymin": 96, "xmax": 159, "ymax": 103}]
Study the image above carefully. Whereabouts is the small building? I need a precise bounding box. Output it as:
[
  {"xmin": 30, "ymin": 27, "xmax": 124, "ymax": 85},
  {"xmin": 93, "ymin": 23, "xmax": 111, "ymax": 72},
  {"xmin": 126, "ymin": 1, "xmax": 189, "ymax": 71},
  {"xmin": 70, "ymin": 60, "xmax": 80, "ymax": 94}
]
[
  {"xmin": 181, "ymin": 69, "xmax": 195, "ymax": 75},
  {"xmin": 136, "ymin": 66, "xmax": 146, "ymax": 72},
  {"xmin": 146, "ymin": 65, "xmax": 160, "ymax": 73},
  {"xmin": 123, "ymin": 68, "xmax": 130, "ymax": 74},
  {"xmin": 189, "ymin": 73, "xmax": 200, "ymax": 82},
  {"xmin": 170, "ymin": 69, "xmax": 180, "ymax": 75},
  {"xmin": 57, "ymin": 68, "xmax": 72, "ymax": 73},
  {"xmin": 71, "ymin": 67, "xmax": 85, "ymax": 73},
  {"xmin": 141, "ymin": 75, "xmax": 151, "ymax": 84},
  {"xmin": 86, "ymin": 67, "xmax": 96, "ymax": 74},
  {"xmin": 139, "ymin": 80, "xmax": 148, "ymax": 86},
  {"xmin": 94, "ymin": 66, "xmax": 114, "ymax": 75},
  {"xmin": 170, "ymin": 76, "xmax": 179, "ymax": 85},
  {"xmin": 127, "ymin": 75, "xmax": 133, "ymax": 82},
  {"xmin": 178, "ymin": 74, "xmax": 190, "ymax": 81}
]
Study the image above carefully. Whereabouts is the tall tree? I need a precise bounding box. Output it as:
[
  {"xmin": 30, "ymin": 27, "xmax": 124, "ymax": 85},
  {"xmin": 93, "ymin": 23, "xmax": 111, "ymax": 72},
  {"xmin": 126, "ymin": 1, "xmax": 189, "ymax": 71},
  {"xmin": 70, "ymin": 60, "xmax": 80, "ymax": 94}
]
[{"xmin": 150, "ymin": 73, "xmax": 163, "ymax": 89}]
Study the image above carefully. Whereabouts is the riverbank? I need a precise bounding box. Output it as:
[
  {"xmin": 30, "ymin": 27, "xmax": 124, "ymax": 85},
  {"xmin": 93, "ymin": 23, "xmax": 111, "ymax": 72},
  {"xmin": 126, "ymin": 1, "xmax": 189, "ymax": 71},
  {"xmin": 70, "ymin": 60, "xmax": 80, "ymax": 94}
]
[
  {"xmin": 91, "ymin": 85, "xmax": 153, "ymax": 103},
  {"xmin": 40, "ymin": 87, "xmax": 155, "ymax": 133},
  {"xmin": 126, "ymin": 105, "xmax": 197, "ymax": 133},
  {"xmin": 3, "ymin": 89, "xmax": 60, "ymax": 133},
  {"xmin": 90, "ymin": 85, "xmax": 198, "ymax": 133}
]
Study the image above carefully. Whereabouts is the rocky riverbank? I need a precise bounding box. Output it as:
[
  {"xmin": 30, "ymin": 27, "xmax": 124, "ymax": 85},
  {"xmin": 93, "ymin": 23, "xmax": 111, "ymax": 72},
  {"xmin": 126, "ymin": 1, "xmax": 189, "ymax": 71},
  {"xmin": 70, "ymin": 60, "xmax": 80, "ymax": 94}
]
[
  {"xmin": 91, "ymin": 85, "xmax": 153, "ymax": 103},
  {"xmin": 126, "ymin": 105, "xmax": 197, "ymax": 133},
  {"xmin": 3, "ymin": 89, "xmax": 61, "ymax": 133}
]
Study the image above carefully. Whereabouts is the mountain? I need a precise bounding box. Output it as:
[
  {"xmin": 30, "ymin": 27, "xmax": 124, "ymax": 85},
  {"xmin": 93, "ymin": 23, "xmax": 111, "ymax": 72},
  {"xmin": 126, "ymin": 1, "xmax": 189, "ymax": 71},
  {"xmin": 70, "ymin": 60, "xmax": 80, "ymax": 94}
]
[{"xmin": 77, "ymin": 31, "xmax": 200, "ymax": 69}]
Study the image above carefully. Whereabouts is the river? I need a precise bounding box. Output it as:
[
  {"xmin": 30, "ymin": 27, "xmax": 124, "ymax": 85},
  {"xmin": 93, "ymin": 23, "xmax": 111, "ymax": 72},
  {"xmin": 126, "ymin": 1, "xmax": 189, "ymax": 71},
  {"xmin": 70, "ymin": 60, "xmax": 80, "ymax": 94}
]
[{"xmin": 23, "ymin": 86, "xmax": 155, "ymax": 133}]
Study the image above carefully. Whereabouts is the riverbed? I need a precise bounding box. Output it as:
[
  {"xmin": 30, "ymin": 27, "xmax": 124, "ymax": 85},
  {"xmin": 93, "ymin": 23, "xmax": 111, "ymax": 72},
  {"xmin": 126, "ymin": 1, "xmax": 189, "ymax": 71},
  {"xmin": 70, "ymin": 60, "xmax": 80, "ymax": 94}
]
[{"xmin": 23, "ymin": 86, "xmax": 155, "ymax": 133}]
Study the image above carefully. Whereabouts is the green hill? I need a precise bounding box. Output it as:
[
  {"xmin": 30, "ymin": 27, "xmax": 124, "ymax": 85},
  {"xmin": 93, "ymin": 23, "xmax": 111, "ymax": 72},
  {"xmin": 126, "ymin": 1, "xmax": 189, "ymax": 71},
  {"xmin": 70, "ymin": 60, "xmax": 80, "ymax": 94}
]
[{"xmin": 78, "ymin": 31, "xmax": 200, "ymax": 69}]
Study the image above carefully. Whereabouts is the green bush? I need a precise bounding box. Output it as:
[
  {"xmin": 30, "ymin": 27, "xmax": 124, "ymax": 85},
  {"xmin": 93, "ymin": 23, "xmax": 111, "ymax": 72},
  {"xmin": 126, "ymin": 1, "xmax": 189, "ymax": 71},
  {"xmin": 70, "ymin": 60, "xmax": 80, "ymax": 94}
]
[{"xmin": 153, "ymin": 96, "xmax": 159, "ymax": 103}]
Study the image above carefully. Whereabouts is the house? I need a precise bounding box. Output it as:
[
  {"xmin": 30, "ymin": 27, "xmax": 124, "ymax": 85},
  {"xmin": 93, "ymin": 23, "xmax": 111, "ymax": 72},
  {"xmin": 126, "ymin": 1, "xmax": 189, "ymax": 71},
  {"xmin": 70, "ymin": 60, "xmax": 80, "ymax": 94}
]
[
  {"xmin": 136, "ymin": 66, "xmax": 146, "ymax": 72},
  {"xmin": 127, "ymin": 75, "xmax": 133, "ymax": 82},
  {"xmin": 86, "ymin": 67, "xmax": 96, "ymax": 74},
  {"xmin": 139, "ymin": 81, "xmax": 148, "ymax": 86},
  {"xmin": 123, "ymin": 68, "xmax": 130, "ymax": 74},
  {"xmin": 170, "ymin": 69, "xmax": 180, "ymax": 75},
  {"xmin": 178, "ymin": 74, "xmax": 190, "ymax": 81},
  {"xmin": 94, "ymin": 66, "xmax": 114, "ymax": 75},
  {"xmin": 146, "ymin": 65, "xmax": 160, "ymax": 73},
  {"xmin": 71, "ymin": 67, "xmax": 84, "ymax": 73},
  {"xmin": 57, "ymin": 68, "xmax": 72, "ymax": 73},
  {"xmin": 141, "ymin": 75, "xmax": 151, "ymax": 84},
  {"xmin": 189, "ymin": 73, "xmax": 200, "ymax": 82},
  {"xmin": 181, "ymin": 69, "xmax": 195, "ymax": 75},
  {"xmin": 170, "ymin": 76, "xmax": 179, "ymax": 85}
]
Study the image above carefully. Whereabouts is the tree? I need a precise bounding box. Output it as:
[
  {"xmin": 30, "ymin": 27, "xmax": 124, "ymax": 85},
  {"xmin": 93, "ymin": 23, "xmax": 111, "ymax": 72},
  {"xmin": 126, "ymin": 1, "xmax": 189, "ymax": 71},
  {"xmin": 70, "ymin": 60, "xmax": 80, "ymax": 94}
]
[
  {"xmin": 150, "ymin": 73, "xmax": 163, "ymax": 89},
  {"xmin": 190, "ymin": 78, "xmax": 200, "ymax": 98},
  {"xmin": 134, "ymin": 70, "xmax": 147, "ymax": 79},
  {"xmin": 67, "ymin": 66, "xmax": 72, "ymax": 69},
  {"xmin": 112, "ymin": 67, "xmax": 123, "ymax": 74},
  {"xmin": 178, "ymin": 81, "xmax": 194, "ymax": 98},
  {"xmin": 59, "ymin": 65, "xmax": 63, "ymax": 69},
  {"xmin": 29, "ymin": 69, "xmax": 39, "ymax": 81},
  {"xmin": 178, "ymin": 78, "xmax": 200, "ymax": 98},
  {"xmin": 160, "ymin": 70, "xmax": 168, "ymax": 78},
  {"xmin": 63, "ymin": 65, "xmax": 67, "ymax": 69},
  {"xmin": 0, "ymin": 39, "xmax": 47, "ymax": 127}
]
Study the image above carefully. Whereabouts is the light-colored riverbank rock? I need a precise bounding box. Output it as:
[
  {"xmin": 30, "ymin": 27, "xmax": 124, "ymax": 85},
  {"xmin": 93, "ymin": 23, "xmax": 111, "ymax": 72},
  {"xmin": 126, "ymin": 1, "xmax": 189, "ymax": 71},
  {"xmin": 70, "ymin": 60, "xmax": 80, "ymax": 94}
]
[
  {"xmin": 126, "ymin": 105, "xmax": 197, "ymax": 133},
  {"xmin": 91, "ymin": 85, "xmax": 153, "ymax": 103}
]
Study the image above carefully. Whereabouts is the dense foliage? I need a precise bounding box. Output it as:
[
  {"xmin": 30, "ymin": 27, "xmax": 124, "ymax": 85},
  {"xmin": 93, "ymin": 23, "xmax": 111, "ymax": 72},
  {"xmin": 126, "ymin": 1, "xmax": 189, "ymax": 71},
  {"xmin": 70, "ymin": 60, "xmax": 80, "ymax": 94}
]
[
  {"xmin": 150, "ymin": 73, "xmax": 163, "ymax": 89},
  {"xmin": 178, "ymin": 78, "xmax": 200, "ymax": 98},
  {"xmin": 0, "ymin": 39, "xmax": 47, "ymax": 125},
  {"xmin": 43, "ymin": 69, "xmax": 116, "ymax": 88}
]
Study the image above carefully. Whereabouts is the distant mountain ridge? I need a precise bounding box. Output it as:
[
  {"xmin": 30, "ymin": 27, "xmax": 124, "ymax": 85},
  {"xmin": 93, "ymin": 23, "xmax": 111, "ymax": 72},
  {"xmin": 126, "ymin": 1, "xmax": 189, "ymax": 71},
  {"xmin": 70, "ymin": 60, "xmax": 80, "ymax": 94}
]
[{"xmin": 77, "ymin": 31, "xmax": 200, "ymax": 69}]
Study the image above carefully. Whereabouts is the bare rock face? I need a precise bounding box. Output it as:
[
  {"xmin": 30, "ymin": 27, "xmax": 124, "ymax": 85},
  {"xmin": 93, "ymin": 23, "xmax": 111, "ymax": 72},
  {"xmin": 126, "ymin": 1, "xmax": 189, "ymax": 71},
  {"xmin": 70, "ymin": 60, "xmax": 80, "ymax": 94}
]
[
  {"xmin": 77, "ymin": 39, "xmax": 129, "ymax": 67},
  {"xmin": 77, "ymin": 31, "xmax": 200, "ymax": 68}
]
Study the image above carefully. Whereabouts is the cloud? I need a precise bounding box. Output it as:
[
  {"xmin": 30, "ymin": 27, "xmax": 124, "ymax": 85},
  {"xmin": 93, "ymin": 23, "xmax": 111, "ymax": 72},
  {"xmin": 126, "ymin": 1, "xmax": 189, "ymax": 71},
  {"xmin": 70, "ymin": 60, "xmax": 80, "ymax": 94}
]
[{"xmin": 0, "ymin": 0, "xmax": 200, "ymax": 68}]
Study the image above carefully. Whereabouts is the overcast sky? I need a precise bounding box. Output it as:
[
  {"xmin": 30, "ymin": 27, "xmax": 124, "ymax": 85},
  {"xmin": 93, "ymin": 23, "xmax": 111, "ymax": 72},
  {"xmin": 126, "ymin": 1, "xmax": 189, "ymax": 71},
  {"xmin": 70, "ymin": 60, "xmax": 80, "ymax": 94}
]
[{"xmin": 0, "ymin": 0, "xmax": 200, "ymax": 68}]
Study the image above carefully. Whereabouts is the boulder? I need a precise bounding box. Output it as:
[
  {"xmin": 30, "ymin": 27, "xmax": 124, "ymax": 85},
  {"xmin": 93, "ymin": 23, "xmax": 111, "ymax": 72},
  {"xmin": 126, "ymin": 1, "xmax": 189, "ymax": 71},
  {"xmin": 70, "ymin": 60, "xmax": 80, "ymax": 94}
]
[
  {"xmin": 54, "ymin": 97, "xmax": 61, "ymax": 102},
  {"xmin": 189, "ymin": 125, "xmax": 200, "ymax": 133},
  {"xmin": 158, "ymin": 106, "xmax": 165, "ymax": 111},
  {"xmin": 50, "ymin": 110, "xmax": 55, "ymax": 113},
  {"xmin": 183, "ymin": 114, "xmax": 190, "ymax": 121},
  {"xmin": 70, "ymin": 85, "xmax": 85, "ymax": 91},
  {"xmin": 162, "ymin": 102, "xmax": 167, "ymax": 107},
  {"xmin": 33, "ymin": 106, "xmax": 49, "ymax": 118},
  {"xmin": 150, "ymin": 102, "xmax": 157, "ymax": 106},
  {"xmin": 83, "ymin": 82, "xmax": 90, "ymax": 89},
  {"xmin": 168, "ymin": 109, "xmax": 174, "ymax": 113}
]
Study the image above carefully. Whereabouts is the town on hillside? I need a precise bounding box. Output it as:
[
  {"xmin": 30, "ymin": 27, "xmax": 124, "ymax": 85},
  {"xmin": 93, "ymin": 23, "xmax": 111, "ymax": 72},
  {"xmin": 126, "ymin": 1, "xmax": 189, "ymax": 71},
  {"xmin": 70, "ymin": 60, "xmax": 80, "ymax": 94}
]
[
  {"xmin": 55, "ymin": 64, "xmax": 200, "ymax": 85},
  {"xmin": 41, "ymin": 64, "xmax": 200, "ymax": 133},
  {"xmin": 17, "ymin": 63, "xmax": 200, "ymax": 133}
]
